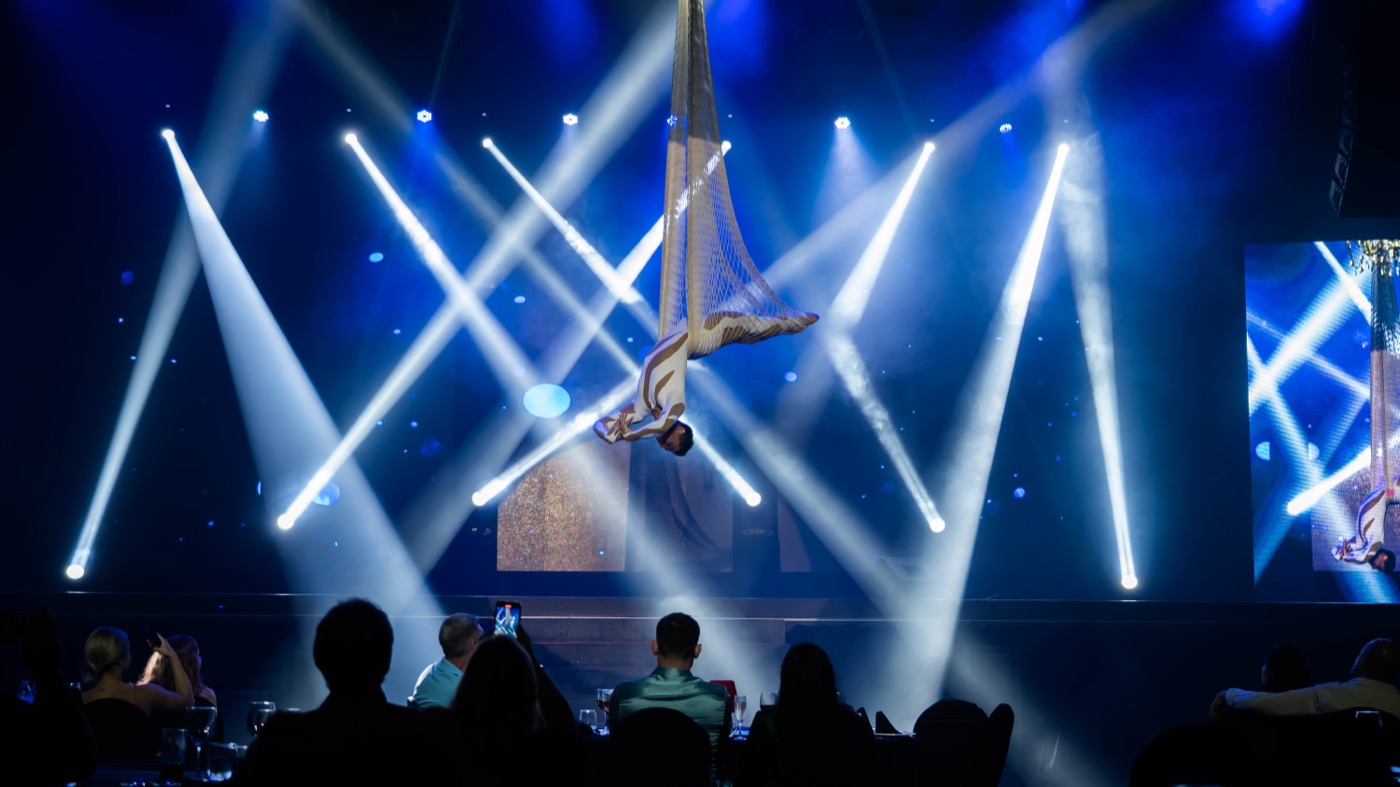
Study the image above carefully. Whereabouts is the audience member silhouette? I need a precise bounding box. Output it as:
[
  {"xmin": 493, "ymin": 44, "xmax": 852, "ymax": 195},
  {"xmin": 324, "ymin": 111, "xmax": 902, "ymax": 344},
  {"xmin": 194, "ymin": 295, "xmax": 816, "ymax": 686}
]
[
  {"xmin": 746, "ymin": 642, "xmax": 874, "ymax": 786},
  {"xmin": 444, "ymin": 630, "xmax": 582, "ymax": 785},
  {"xmin": 238, "ymin": 598, "xmax": 448, "ymax": 785},
  {"xmin": 1213, "ymin": 638, "xmax": 1400, "ymax": 719},
  {"xmin": 409, "ymin": 612, "xmax": 482, "ymax": 709},
  {"xmin": 1260, "ymin": 643, "xmax": 1310, "ymax": 694},
  {"xmin": 0, "ymin": 608, "xmax": 97, "ymax": 784},
  {"xmin": 610, "ymin": 612, "xmax": 730, "ymax": 749}
]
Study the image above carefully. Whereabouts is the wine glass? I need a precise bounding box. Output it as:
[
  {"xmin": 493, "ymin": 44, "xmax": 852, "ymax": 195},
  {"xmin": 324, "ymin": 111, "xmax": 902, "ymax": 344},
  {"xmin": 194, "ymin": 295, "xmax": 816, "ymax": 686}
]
[
  {"xmin": 734, "ymin": 694, "xmax": 748, "ymax": 727},
  {"xmin": 246, "ymin": 701, "xmax": 276, "ymax": 738},
  {"xmin": 596, "ymin": 688, "xmax": 613, "ymax": 717},
  {"xmin": 578, "ymin": 709, "xmax": 598, "ymax": 730},
  {"xmin": 186, "ymin": 706, "xmax": 218, "ymax": 781}
]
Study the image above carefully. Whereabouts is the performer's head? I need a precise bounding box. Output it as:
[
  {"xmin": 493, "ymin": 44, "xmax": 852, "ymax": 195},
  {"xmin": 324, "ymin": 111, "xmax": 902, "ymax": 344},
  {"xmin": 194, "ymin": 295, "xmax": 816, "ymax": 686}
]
[
  {"xmin": 658, "ymin": 420, "xmax": 694, "ymax": 456},
  {"xmin": 1370, "ymin": 548, "xmax": 1396, "ymax": 573}
]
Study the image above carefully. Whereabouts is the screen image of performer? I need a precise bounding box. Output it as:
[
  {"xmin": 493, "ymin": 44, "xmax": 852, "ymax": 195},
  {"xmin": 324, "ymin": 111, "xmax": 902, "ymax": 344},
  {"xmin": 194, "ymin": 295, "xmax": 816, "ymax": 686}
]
[
  {"xmin": 1335, "ymin": 487, "xmax": 1398, "ymax": 572},
  {"xmin": 593, "ymin": 311, "xmax": 816, "ymax": 456}
]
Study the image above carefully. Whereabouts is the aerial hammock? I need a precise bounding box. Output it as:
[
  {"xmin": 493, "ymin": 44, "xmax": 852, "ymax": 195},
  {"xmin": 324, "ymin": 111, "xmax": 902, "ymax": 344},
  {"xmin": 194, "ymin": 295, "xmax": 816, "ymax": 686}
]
[{"xmin": 594, "ymin": 0, "xmax": 818, "ymax": 455}]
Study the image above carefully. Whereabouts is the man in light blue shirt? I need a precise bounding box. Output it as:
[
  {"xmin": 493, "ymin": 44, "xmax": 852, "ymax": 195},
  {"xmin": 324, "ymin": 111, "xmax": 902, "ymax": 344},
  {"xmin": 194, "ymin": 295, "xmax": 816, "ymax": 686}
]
[
  {"xmin": 610, "ymin": 612, "xmax": 731, "ymax": 747},
  {"xmin": 408, "ymin": 613, "xmax": 482, "ymax": 709}
]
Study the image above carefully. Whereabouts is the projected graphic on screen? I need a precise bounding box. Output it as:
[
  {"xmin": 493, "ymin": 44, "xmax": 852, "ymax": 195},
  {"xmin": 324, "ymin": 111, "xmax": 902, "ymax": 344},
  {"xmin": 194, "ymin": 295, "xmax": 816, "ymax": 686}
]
[{"xmin": 1248, "ymin": 241, "xmax": 1400, "ymax": 602}]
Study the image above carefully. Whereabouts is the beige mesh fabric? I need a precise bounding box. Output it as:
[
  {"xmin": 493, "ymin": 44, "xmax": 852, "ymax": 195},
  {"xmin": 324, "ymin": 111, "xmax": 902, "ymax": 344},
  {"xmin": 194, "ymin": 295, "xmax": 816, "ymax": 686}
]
[
  {"xmin": 658, "ymin": 0, "xmax": 816, "ymax": 359},
  {"xmin": 1371, "ymin": 263, "xmax": 1400, "ymax": 494}
]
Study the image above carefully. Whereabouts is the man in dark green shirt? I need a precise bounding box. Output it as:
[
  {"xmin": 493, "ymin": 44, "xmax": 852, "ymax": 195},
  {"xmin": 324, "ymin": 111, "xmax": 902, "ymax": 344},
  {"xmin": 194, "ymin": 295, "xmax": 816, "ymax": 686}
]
[{"xmin": 609, "ymin": 612, "xmax": 731, "ymax": 747}]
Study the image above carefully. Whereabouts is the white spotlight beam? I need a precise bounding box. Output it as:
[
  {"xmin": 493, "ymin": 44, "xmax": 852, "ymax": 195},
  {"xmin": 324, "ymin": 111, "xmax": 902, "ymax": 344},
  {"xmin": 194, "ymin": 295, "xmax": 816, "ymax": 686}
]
[
  {"xmin": 937, "ymin": 144, "xmax": 1070, "ymax": 537},
  {"xmin": 827, "ymin": 142, "xmax": 935, "ymax": 329},
  {"xmin": 67, "ymin": 7, "xmax": 294, "ymax": 578},
  {"xmin": 450, "ymin": 3, "xmax": 676, "ymax": 297},
  {"xmin": 1245, "ymin": 336, "xmax": 1350, "ymax": 577},
  {"xmin": 881, "ymin": 145, "xmax": 1070, "ymax": 715},
  {"xmin": 345, "ymin": 134, "xmax": 538, "ymax": 395},
  {"xmin": 1246, "ymin": 312, "xmax": 1367, "ymax": 398},
  {"xmin": 162, "ymin": 134, "xmax": 439, "ymax": 631},
  {"xmin": 825, "ymin": 333, "xmax": 943, "ymax": 529},
  {"xmin": 471, "ymin": 380, "xmax": 636, "ymax": 507},
  {"xmin": 483, "ymin": 139, "xmax": 643, "ymax": 305},
  {"xmin": 775, "ymin": 143, "xmax": 943, "ymax": 529},
  {"xmin": 277, "ymin": 136, "xmax": 548, "ymax": 530},
  {"xmin": 1056, "ymin": 136, "xmax": 1138, "ymax": 590},
  {"xmin": 1247, "ymin": 259, "xmax": 1367, "ymax": 417}
]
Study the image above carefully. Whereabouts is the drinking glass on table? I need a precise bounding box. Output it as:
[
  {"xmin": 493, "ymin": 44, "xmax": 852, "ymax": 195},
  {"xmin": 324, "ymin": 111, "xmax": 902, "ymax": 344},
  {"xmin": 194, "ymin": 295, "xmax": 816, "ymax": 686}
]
[
  {"xmin": 596, "ymin": 687, "xmax": 613, "ymax": 716},
  {"xmin": 759, "ymin": 691, "xmax": 778, "ymax": 711},
  {"xmin": 734, "ymin": 694, "xmax": 748, "ymax": 727},
  {"xmin": 159, "ymin": 728, "xmax": 187, "ymax": 783},
  {"xmin": 205, "ymin": 742, "xmax": 237, "ymax": 782},
  {"xmin": 579, "ymin": 709, "xmax": 599, "ymax": 730},
  {"xmin": 186, "ymin": 705, "xmax": 219, "ymax": 781},
  {"xmin": 246, "ymin": 700, "xmax": 276, "ymax": 737}
]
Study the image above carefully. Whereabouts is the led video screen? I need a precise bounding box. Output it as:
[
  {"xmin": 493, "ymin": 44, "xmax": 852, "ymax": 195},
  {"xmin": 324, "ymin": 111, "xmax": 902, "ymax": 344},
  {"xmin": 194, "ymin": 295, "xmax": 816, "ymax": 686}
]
[{"xmin": 1248, "ymin": 241, "xmax": 1400, "ymax": 602}]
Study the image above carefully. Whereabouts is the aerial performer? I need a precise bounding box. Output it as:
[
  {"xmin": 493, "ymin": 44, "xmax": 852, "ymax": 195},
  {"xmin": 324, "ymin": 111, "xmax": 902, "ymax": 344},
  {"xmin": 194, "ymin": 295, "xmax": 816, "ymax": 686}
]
[{"xmin": 594, "ymin": 0, "xmax": 818, "ymax": 455}]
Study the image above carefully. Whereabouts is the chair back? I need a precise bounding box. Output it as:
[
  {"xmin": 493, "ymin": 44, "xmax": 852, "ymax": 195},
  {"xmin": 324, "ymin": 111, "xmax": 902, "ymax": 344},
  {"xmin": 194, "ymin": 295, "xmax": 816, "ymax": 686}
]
[
  {"xmin": 1129, "ymin": 723, "xmax": 1256, "ymax": 787},
  {"xmin": 912, "ymin": 699, "xmax": 989, "ymax": 785},
  {"xmin": 83, "ymin": 698, "xmax": 158, "ymax": 758},
  {"xmin": 976, "ymin": 703, "xmax": 1015, "ymax": 786},
  {"xmin": 611, "ymin": 706, "xmax": 712, "ymax": 787}
]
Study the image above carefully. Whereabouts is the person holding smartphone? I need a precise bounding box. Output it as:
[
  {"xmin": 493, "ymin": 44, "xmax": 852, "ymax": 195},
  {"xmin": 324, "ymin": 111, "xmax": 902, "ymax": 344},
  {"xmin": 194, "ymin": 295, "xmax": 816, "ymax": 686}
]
[{"xmin": 409, "ymin": 613, "xmax": 483, "ymax": 710}]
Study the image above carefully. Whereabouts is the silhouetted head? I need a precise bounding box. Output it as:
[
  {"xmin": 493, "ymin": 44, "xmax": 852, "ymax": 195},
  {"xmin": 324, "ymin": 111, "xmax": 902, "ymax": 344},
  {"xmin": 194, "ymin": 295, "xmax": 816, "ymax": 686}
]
[
  {"xmin": 658, "ymin": 421, "xmax": 694, "ymax": 456},
  {"xmin": 778, "ymin": 642, "xmax": 840, "ymax": 713},
  {"xmin": 1260, "ymin": 644, "xmax": 1310, "ymax": 693},
  {"xmin": 452, "ymin": 634, "xmax": 538, "ymax": 741},
  {"xmin": 1370, "ymin": 548, "xmax": 1396, "ymax": 573},
  {"xmin": 440, "ymin": 613, "xmax": 483, "ymax": 664},
  {"xmin": 651, "ymin": 612, "xmax": 702, "ymax": 667},
  {"xmin": 83, "ymin": 627, "xmax": 132, "ymax": 683},
  {"xmin": 313, "ymin": 599, "xmax": 393, "ymax": 693},
  {"xmin": 1352, "ymin": 639, "xmax": 1400, "ymax": 683}
]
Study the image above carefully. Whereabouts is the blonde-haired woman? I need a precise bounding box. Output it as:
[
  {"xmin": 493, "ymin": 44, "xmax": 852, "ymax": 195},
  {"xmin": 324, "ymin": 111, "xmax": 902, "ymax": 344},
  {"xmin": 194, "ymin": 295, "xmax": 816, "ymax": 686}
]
[{"xmin": 82, "ymin": 627, "xmax": 193, "ymax": 713}]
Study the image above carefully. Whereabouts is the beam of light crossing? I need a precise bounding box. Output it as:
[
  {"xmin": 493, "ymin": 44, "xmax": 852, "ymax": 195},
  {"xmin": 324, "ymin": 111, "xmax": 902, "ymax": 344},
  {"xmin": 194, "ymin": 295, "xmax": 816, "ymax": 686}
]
[
  {"xmin": 471, "ymin": 380, "xmax": 635, "ymax": 506},
  {"xmin": 482, "ymin": 138, "xmax": 642, "ymax": 304},
  {"xmin": 778, "ymin": 141, "xmax": 943, "ymax": 529},
  {"xmin": 1246, "ymin": 336, "xmax": 1352, "ymax": 577},
  {"xmin": 1316, "ymin": 241, "xmax": 1371, "ymax": 319},
  {"xmin": 1247, "ymin": 312, "xmax": 1368, "ymax": 398},
  {"xmin": 162, "ymin": 133, "xmax": 442, "ymax": 647},
  {"xmin": 67, "ymin": 5, "xmax": 294, "ymax": 578},
  {"xmin": 1248, "ymin": 251, "xmax": 1368, "ymax": 417},
  {"xmin": 877, "ymin": 145, "xmax": 1071, "ymax": 719},
  {"xmin": 277, "ymin": 135, "xmax": 548, "ymax": 530}
]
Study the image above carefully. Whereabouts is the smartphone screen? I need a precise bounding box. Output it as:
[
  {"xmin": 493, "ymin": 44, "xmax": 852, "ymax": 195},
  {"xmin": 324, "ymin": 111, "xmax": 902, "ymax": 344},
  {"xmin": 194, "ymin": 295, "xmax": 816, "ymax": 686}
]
[{"xmin": 495, "ymin": 601, "xmax": 521, "ymax": 638}]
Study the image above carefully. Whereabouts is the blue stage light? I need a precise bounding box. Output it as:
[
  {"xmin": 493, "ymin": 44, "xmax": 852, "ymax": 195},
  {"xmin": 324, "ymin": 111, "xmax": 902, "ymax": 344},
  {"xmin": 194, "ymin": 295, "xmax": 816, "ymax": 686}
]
[
  {"xmin": 999, "ymin": 123, "xmax": 1013, "ymax": 134},
  {"xmin": 834, "ymin": 117, "xmax": 850, "ymax": 129},
  {"xmin": 667, "ymin": 115, "xmax": 678, "ymax": 127},
  {"xmin": 563, "ymin": 113, "xmax": 579, "ymax": 126},
  {"xmin": 253, "ymin": 110, "xmax": 269, "ymax": 123},
  {"xmin": 368, "ymin": 252, "xmax": 384, "ymax": 262},
  {"xmin": 417, "ymin": 109, "xmax": 433, "ymax": 123},
  {"xmin": 522, "ymin": 383, "xmax": 571, "ymax": 418}
]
